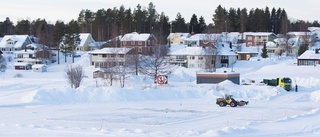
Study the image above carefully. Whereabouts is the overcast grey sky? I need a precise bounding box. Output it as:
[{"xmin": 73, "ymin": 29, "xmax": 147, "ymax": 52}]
[{"xmin": 1, "ymin": 0, "xmax": 319, "ymax": 24}]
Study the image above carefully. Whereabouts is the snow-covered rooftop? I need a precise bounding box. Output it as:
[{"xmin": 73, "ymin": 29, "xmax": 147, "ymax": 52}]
[
  {"xmin": 14, "ymin": 49, "xmax": 36, "ymax": 54},
  {"xmin": 298, "ymin": 50, "xmax": 320, "ymax": 59},
  {"xmin": 184, "ymin": 33, "xmax": 222, "ymax": 42},
  {"xmin": 168, "ymin": 47, "xmax": 208, "ymax": 55},
  {"xmin": 0, "ymin": 35, "xmax": 32, "ymax": 48},
  {"xmin": 244, "ymin": 32, "xmax": 275, "ymax": 36},
  {"xmin": 287, "ymin": 31, "xmax": 312, "ymax": 36},
  {"xmin": 121, "ymin": 32, "xmax": 151, "ymax": 41},
  {"xmin": 88, "ymin": 47, "xmax": 132, "ymax": 54},
  {"xmin": 78, "ymin": 33, "xmax": 95, "ymax": 47},
  {"xmin": 167, "ymin": 33, "xmax": 190, "ymax": 40}
]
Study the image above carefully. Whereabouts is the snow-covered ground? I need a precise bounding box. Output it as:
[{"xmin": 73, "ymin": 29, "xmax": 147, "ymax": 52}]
[{"xmin": 1, "ymin": 54, "xmax": 320, "ymax": 137}]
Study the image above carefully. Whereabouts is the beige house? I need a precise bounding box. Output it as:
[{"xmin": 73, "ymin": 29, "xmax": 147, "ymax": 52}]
[
  {"xmin": 88, "ymin": 47, "xmax": 134, "ymax": 68},
  {"xmin": 167, "ymin": 33, "xmax": 190, "ymax": 45}
]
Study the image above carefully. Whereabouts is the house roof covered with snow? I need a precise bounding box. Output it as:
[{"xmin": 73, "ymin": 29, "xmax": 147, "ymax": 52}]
[
  {"xmin": 168, "ymin": 43, "xmax": 237, "ymax": 56},
  {"xmin": 14, "ymin": 49, "xmax": 36, "ymax": 54},
  {"xmin": 308, "ymin": 27, "xmax": 320, "ymax": 32},
  {"xmin": 0, "ymin": 35, "xmax": 32, "ymax": 48},
  {"xmin": 32, "ymin": 64, "xmax": 47, "ymax": 68},
  {"xmin": 287, "ymin": 31, "xmax": 312, "ymax": 36},
  {"xmin": 236, "ymin": 46, "xmax": 259, "ymax": 54},
  {"xmin": 243, "ymin": 32, "xmax": 275, "ymax": 37},
  {"xmin": 88, "ymin": 47, "xmax": 133, "ymax": 54},
  {"xmin": 185, "ymin": 33, "xmax": 222, "ymax": 41},
  {"xmin": 167, "ymin": 33, "xmax": 190, "ymax": 39},
  {"xmin": 78, "ymin": 33, "xmax": 95, "ymax": 47},
  {"xmin": 168, "ymin": 47, "xmax": 209, "ymax": 56},
  {"xmin": 121, "ymin": 32, "xmax": 151, "ymax": 41},
  {"xmin": 218, "ymin": 43, "xmax": 238, "ymax": 56},
  {"xmin": 298, "ymin": 50, "xmax": 320, "ymax": 59}
]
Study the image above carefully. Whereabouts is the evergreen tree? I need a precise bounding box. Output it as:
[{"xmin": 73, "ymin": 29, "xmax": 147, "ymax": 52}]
[
  {"xmin": 172, "ymin": 12, "xmax": 188, "ymax": 32},
  {"xmin": 264, "ymin": 7, "xmax": 272, "ymax": 32},
  {"xmin": 235, "ymin": 8, "xmax": 241, "ymax": 32},
  {"xmin": 146, "ymin": 2, "xmax": 158, "ymax": 33},
  {"xmin": 93, "ymin": 9, "xmax": 107, "ymax": 41},
  {"xmin": 62, "ymin": 20, "xmax": 80, "ymax": 63},
  {"xmin": 118, "ymin": 5, "xmax": 126, "ymax": 34},
  {"xmin": 159, "ymin": 12, "xmax": 170, "ymax": 43},
  {"xmin": 133, "ymin": 4, "xmax": 147, "ymax": 33},
  {"xmin": 246, "ymin": 9, "xmax": 255, "ymax": 31},
  {"xmin": 275, "ymin": 8, "xmax": 282, "ymax": 34},
  {"xmin": 53, "ymin": 21, "xmax": 66, "ymax": 46},
  {"xmin": 298, "ymin": 44, "xmax": 308, "ymax": 56},
  {"xmin": 124, "ymin": 8, "xmax": 133, "ymax": 33},
  {"xmin": 189, "ymin": 14, "xmax": 198, "ymax": 33},
  {"xmin": 228, "ymin": 8, "xmax": 238, "ymax": 32},
  {"xmin": 270, "ymin": 8, "xmax": 277, "ymax": 33},
  {"xmin": 261, "ymin": 42, "xmax": 268, "ymax": 58},
  {"xmin": 0, "ymin": 17, "xmax": 15, "ymax": 36},
  {"xmin": 239, "ymin": 8, "xmax": 247, "ymax": 33},
  {"xmin": 280, "ymin": 9, "xmax": 288, "ymax": 35},
  {"xmin": 212, "ymin": 5, "xmax": 226, "ymax": 32},
  {"xmin": 15, "ymin": 19, "xmax": 31, "ymax": 35},
  {"xmin": 198, "ymin": 16, "xmax": 207, "ymax": 33}
]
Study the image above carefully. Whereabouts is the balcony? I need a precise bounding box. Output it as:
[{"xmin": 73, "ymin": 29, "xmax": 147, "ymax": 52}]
[{"xmin": 169, "ymin": 58, "xmax": 187, "ymax": 63}]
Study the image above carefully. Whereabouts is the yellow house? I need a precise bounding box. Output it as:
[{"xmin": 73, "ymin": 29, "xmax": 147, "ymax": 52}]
[
  {"xmin": 77, "ymin": 33, "xmax": 96, "ymax": 51},
  {"xmin": 167, "ymin": 33, "xmax": 190, "ymax": 45}
]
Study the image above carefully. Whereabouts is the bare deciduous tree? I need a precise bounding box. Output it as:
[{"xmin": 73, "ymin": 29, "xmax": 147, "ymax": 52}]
[
  {"xmin": 0, "ymin": 53, "xmax": 6, "ymax": 72},
  {"xmin": 139, "ymin": 44, "xmax": 174, "ymax": 82},
  {"xmin": 105, "ymin": 68, "xmax": 116, "ymax": 86},
  {"xmin": 201, "ymin": 33, "xmax": 220, "ymax": 72},
  {"xmin": 65, "ymin": 65, "xmax": 84, "ymax": 88}
]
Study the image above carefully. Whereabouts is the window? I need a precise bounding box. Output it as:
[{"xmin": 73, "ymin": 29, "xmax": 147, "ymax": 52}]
[
  {"xmin": 248, "ymin": 36, "xmax": 252, "ymax": 40},
  {"xmin": 189, "ymin": 64, "xmax": 195, "ymax": 68},
  {"xmin": 221, "ymin": 56, "xmax": 228, "ymax": 59},
  {"xmin": 7, "ymin": 41, "xmax": 14, "ymax": 45},
  {"xmin": 131, "ymin": 41, "xmax": 135, "ymax": 45},
  {"xmin": 102, "ymin": 54, "xmax": 107, "ymax": 58},
  {"xmin": 198, "ymin": 64, "xmax": 203, "ymax": 68},
  {"xmin": 198, "ymin": 56, "xmax": 203, "ymax": 60},
  {"xmin": 17, "ymin": 54, "xmax": 23, "ymax": 58},
  {"xmin": 190, "ymin": 56, "xmax": 195, "ymax": 60},
  {"xmin": 119, "ymin": 54, "xmax": 124, "ymax": 58},
  {"xmin": 123, "ymin": 41, "xmax": 127, "ymax": 46},
  {"xmin": 148, "ymin": 40, "xmax": 150, "ymax": 45},
  {"xmin": 268, "ymin": 50, "xmax": 275, "ymax": 53},
  {"xmin": 111, "ymin": 54, "xmax": 115, "ymax": 58},
  {"xmin": 119, "ymin": 62, "xmax": 124, "ymax": 66},
  {"xmin": 138, "ymin": 41, "xmax": 142, "ymax": 45},
  {"xmin": 176, "ymin": 55, "xmax": 186, "ymax": 60},
  {"xmin": 138, "ymin": 47, "xmax": 142, "ymax": 53}
]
